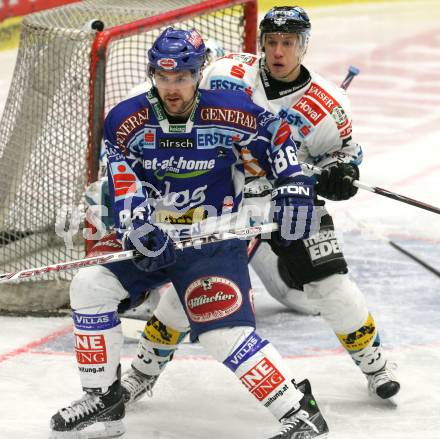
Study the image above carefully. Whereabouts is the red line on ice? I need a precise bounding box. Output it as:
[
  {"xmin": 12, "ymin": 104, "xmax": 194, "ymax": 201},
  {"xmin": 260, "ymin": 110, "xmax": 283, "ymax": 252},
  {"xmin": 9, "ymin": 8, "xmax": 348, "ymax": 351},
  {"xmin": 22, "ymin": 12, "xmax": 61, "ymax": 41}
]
[{"xmin": 0, "ymin": 324, "xmax": 73, "ymax": 363}]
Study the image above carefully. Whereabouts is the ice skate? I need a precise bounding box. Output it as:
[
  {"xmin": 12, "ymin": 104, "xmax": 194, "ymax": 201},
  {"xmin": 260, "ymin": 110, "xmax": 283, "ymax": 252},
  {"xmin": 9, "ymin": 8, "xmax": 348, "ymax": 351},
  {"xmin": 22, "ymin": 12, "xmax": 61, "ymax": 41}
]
[
  {"xmin": 121, "ymin": 366, "xmax": 158, "ymax": 405},
  {"xmin": 269, "ymin": 379, "xmax": 329, "ymax": 439},
  {"xmin": 49, "ymin": 377, "xmax": 124, "ymax": 439},
  {"xmin": 366, "ymin": 361, "xmax": 400, "ymax": 400}
]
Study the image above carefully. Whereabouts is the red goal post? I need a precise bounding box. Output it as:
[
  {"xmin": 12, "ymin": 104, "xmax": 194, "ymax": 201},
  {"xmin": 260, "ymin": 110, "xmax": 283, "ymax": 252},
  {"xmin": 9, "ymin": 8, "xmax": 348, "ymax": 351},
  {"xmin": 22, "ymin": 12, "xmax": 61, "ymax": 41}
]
[{"xmin": 0, "ymin": 0, "xmax": 257, "ymax": 314}]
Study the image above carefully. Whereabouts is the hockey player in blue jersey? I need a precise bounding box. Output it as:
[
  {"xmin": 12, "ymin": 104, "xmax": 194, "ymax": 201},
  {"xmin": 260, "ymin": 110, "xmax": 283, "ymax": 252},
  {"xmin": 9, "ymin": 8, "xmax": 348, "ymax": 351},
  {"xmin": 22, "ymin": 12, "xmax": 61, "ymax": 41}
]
[
  {"xmin": 121, "ymin": 6, "xmax": 400, "ymax": 421},
  {"xmin": 49, "ymin": 28, "xmax": 329, "ymax": 439}
]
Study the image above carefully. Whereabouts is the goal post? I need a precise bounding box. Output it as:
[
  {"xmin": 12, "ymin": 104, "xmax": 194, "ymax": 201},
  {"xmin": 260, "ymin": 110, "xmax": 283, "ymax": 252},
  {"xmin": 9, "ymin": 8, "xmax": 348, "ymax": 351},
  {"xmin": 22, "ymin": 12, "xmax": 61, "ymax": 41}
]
[{"xmin": 0, "ymin": 0, "xmax": 257, "ymax": 314}]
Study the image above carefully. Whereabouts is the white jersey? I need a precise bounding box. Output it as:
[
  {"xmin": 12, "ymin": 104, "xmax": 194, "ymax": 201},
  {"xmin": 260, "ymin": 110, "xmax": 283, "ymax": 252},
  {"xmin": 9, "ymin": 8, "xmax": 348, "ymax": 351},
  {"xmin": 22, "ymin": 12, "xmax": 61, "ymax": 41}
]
[{"xmin": 200, "ymin": 53, "xmax": 362, "ymax": 176}]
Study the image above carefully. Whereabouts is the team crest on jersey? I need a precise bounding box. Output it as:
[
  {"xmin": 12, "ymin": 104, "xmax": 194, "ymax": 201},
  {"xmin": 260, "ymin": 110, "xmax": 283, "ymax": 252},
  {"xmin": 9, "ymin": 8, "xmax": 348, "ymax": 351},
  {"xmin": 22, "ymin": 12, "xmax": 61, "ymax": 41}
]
[
  {"xmin": 331, "ymin": 106, "xmax": 348, "ymax": 126},
  {"xmin": 125, "ymin": 132, "xmax": 146, "ymax": 163}
]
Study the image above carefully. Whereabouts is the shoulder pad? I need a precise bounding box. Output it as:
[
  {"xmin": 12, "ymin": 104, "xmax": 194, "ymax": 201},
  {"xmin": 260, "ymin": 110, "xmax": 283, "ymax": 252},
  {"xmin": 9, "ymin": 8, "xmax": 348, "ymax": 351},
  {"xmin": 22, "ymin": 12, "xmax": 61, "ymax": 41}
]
[{"xmin": 201, "ymin": 52, "xmax": 260, "ymax": 97}]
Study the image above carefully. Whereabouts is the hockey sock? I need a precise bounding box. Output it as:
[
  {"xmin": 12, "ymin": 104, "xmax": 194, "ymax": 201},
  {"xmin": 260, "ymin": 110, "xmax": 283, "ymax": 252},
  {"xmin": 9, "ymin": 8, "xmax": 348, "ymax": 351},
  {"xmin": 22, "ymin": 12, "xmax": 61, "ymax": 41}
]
[
  {"xmin": 335, "ymin": 312, "xmax": 386, "ymax": 374},
  {"xmin": 222, "ymin": 330, "xmax": 304, "ymax": 420},
  {"xmin": 132, "ymin": 314, "xmax": 188, "ymax": 376},
  {"xmin": 73, "ymin": 308, "xmax": 123, "ymax": 391}
]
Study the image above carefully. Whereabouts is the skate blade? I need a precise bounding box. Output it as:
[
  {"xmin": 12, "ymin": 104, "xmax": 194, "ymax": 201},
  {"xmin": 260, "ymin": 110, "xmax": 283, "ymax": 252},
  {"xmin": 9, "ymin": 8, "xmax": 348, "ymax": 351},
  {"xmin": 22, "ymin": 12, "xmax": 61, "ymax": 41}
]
[
  {"xmin": 83, "ymin": 420, "xmax": 125, "ymax": 439},
  {"xmin": 383, "ymin": 396, "xmax": 398, "ymax": 407},
  {"xmin": 50, "ymin": 420, "xmax": 125, "ymax": 439}
]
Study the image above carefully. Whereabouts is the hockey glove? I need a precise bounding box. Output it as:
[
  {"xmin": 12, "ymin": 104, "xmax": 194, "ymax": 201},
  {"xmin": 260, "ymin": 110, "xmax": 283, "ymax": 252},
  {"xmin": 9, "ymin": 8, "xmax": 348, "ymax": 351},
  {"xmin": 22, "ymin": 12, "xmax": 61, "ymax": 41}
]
[
  {"xmin": 316, "ymin": 162, "xmax": 359, "ymax": 201},
  {"xmin": 271, "ymin": 175, "xmax": 320, "ymax": 246},
  {"xmin": 122, "ymin": 219, "xmax": 176, "ymax": 273}
]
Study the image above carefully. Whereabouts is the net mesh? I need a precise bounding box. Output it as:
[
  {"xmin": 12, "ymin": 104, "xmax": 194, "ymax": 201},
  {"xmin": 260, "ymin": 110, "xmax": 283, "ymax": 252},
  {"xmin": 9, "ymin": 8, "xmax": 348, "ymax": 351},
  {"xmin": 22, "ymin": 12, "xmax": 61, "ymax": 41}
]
[{"xmin": 0, "ymin": 0, "xmax": 252, "ymax": 312}]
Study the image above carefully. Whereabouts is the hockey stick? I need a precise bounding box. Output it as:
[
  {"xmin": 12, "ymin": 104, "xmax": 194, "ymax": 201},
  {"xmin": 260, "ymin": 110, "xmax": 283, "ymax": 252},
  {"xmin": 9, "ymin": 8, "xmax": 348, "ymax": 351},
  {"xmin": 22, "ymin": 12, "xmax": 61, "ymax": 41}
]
[
  {"xmin": 347, "ymin": 213, "xmax": 440, "ymax": 278},
  {"xmin": 0, "ymin": 222, "xmax": 278, "ymax": 283},
  {"xmin": 338, "ymin": 65, "xmax": 440, "ymax": 275},
  {"xmin": 305, "ymin": 65, "xmax": 440, "ymax": 214},
  {"xmin": 338, "ymin": 67, "xmax": 440, "ymax": 214},
  {"xmin": 301, "ymin": 162, "xmax": 440, "ymax": 215},
  {"xmin": 340, "ymin": 65, "xmax": 360, "ymax": 91},
  {"xmin": 388, "ymin": 241, "xmax": 440, "ymax": 278}
]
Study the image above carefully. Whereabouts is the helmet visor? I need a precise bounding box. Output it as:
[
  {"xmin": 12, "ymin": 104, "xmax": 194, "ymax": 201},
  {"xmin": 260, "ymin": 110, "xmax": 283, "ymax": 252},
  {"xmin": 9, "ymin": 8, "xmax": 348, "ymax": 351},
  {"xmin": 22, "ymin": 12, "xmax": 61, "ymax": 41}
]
[
  {"xmin": 261, "ymin": 32, "xmax": 309, "ymax": 61},
  {"xmin": 152, "ymin": 70, "xmax": 199, "ymax": 89}
]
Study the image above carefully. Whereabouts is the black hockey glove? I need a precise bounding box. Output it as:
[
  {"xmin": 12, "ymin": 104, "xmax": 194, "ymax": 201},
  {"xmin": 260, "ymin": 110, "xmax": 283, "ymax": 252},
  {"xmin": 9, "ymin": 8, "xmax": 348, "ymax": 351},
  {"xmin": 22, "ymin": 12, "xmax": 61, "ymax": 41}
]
[{"xmin": 316, "ymin": 162, "xmax": 359, "ymax": 201}]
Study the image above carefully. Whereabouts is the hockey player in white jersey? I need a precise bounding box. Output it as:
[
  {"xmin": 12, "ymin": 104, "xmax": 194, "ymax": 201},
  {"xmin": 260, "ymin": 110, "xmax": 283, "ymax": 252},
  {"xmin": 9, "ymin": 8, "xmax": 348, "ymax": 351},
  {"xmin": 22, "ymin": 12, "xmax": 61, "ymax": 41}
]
[
  {"xmin": 120, "ymin": 6, "xmax": 400, "ymax": 415},
  {"xmin": 201, "ymin": 5, "xmax": 400, "ymax": 400}
]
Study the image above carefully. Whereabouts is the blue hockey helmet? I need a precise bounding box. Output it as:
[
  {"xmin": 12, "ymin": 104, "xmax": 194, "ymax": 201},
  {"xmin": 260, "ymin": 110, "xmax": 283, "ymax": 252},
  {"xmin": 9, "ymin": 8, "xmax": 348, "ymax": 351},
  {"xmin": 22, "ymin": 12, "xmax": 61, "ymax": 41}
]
[
  {"xmin": 259, "ymin": 6, "xmax": 311, "ymax": 59},
  {"xmin": 148, "ymin": 27, "xmax": 206, "ymax": 75}
]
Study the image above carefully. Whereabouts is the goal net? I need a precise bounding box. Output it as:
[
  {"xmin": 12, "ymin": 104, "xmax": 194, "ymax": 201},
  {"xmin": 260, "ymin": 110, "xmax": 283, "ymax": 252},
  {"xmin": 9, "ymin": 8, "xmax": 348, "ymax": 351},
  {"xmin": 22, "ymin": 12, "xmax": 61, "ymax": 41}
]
[{"xmin": 0, "ymin": 0, "xmax": 257, "ymax": 314}]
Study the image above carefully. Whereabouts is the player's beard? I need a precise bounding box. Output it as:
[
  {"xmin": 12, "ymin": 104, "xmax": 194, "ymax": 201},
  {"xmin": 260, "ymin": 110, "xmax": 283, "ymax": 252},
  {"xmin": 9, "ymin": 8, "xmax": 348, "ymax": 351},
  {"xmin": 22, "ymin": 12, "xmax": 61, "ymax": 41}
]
[{"xmin": 163, "ymin": 93, "xmax": 197, "ymax": 118}]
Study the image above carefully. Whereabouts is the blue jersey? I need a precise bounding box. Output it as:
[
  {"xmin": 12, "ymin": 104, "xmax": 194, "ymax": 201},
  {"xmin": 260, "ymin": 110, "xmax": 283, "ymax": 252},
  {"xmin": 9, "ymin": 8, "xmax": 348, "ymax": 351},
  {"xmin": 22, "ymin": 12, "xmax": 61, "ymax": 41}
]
[{"xmin": 104, "ymin": 88, "xmax": 303, "ymax": 238}]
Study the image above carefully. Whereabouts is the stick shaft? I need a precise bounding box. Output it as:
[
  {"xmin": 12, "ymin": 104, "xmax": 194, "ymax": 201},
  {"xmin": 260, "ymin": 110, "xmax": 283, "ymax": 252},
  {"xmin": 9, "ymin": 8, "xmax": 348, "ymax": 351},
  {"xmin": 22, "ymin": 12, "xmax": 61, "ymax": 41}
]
[
  {"xmin": 388, "ymin": 240, "xmax": 440, "ymax": 278},
  {"xmin": 301, "ymin": 163, "xmax": 440, "ymax": 215},
  {"xmin": 0, "ymin": 223, "xmax": 278, "ymax": 283},
  {"xmin": 353, "ymin": 181, "xmax": 440, "ymax": 215}
]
